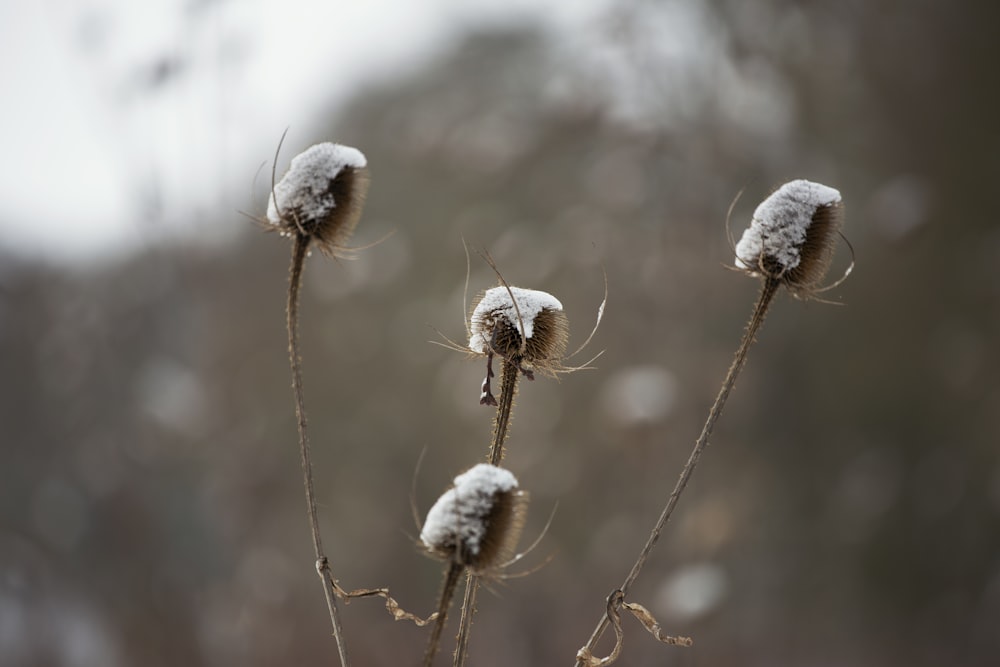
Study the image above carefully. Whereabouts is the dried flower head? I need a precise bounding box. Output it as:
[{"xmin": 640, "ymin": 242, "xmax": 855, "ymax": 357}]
[
  {"xmin": 267, "ymin": 142, "xmax": 370, "ymax": 255},
  {"xmin": 734, "ymin": 179, "xmax": 844, "ymax": 295},
  {"xmin": 420, "ymin": 464, "xmax": 529, "ymax": 573},
  {"xmin": 469, "ymin": 286, "xmax": 569, "ymax": 371}
]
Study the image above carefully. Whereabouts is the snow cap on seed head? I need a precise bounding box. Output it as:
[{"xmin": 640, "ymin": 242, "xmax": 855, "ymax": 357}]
[
  {"xmin": 469, "ymin": 286, "xmax": 569, "ymax": 370},
  {"xmin": 267, "ymin": 142, "xmax": 370, "ymax": 255},
  {"xmin": 735, "ymin": 179, "xmax": 844, "ymax": 294},
  {"xmin": 420, "ymin": 463, "xmax": 529, "ymax": 572}
]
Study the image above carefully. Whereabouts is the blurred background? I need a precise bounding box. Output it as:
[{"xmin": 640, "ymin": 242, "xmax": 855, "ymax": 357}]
[{"xmin": 2, "ymin": 0, "xmax": 999, "ymax": 665}]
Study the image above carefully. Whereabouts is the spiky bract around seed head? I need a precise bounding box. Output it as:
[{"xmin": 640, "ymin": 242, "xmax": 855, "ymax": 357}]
[
  {"xmin": 735, "ymin": 179, "xmax": 844, "ymax": 296},
  {"xmin": 267, "ymin": 142, "xmax": 370, "ymax": 255},
  {"xmin": 469, "ymin": 286, "xmax": 569, "ymax": 373},
  {"xmin": 420, "ymin": 464, "xmax": 529, "ymax": 573}
]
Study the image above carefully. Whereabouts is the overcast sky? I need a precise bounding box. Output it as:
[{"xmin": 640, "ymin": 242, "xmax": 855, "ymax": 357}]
[{"xmin": 0, "ymin": 0, "xmax": 615, "ymax": 263}]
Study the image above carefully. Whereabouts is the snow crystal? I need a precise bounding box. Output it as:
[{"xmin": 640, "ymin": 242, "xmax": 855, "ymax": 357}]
[
  {"xmin": 420, "ymin": 464, "xmax": 519, "ymax": 556},
  {"xmin": 735, "ymin": 179, "xmax": 841, "ymax": 272},
  {"xmin": 266, "ymin": 143, "xmax": 367, "ymax": 225},
  {"xmin": 468, "ymin": 286, "xmax": 563, "ymax": 353}
]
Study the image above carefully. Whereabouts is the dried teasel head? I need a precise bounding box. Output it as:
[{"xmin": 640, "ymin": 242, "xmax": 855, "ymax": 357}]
[
  {"xmin": 734, "ymin": 179, "xmax": 844, "ymax": 296},
  {"xmin": 469, "ymin": 286, "xmax": 570, "ymax": 374},
  {"xmin": 267, "ymin": 142, "xmax": 370, "ymax": 255},
  {"xmin": 420, "ymin": 464, "xmax": 529, "ymax": 573}
]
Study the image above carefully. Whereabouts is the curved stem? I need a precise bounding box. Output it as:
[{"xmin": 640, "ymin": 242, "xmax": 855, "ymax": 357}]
[
  {"xmin": 574, "ymin": 277, "xmax": 780, "ymax": 665},
  {"xmin": 288, "ymin": 232, "xmax": 350, "ymax": 667}
]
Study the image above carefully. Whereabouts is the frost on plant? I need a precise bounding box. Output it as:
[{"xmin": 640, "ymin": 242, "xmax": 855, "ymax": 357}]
[
  {"xmin": 421, "ymin": 463, "xmax": 528, "ymax": 572},
  {"xmin": 267, "ymin": 143, "xmax": 366, "ymax": 225},
  {"xmin": 267, "ymin": 142, "xmax": 370, "ymax": 254},
  {"xmin": 734, "ymin": 179, "xmax": 843, "ymax": 292},
  {"xmin": 469, "ymin": 287, "xmax": 563, "ymax": 351},
  {"xmin": 470, "ymin": 286, "xmax": 569, "ymax": 367},
  {"xmin": 467, "ymin": 285, "xmax": 570, "ymax": 406}
]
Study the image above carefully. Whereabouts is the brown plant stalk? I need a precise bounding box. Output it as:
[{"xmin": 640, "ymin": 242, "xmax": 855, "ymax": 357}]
[
  {"xmin": 287, "ymin": 232, "xmax": 351, "ymax": 667},
  {"xmin": 576, "ymin": 178, "xmax": 847, "ymax": 665},
  {"xmin": 488, "ymin": 357, "xmax": 520, "ymax": 466},
  {"xmin": 421, "ymin": 356, "xmax": 521, "ymax": 667},
  {"xmin": 452, "ymin": 356, "xmax": 522, "ymax": 667},
  {"xmin": 574, "ymin": 276, "xmax": 780, "ymax": 666},
  {"xmin": 422, "ymin": 562, "xmax": 465, "ymax": 667}
]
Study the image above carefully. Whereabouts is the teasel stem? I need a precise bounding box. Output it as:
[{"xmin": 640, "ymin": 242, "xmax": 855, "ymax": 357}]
[
  {"xmin": 489, "ymin": 357, "xmax": 520, "ymax": 465},
  {"xmin": 452, "ymin": 570, "xmax": 479, "ymax": 667},
  {"xmin": 574, "ymin": 276, "xmax": 780, "ymax": 666},
  {"xmin": 287, "ymin": 232, "xmax": 350, "ymax": 667},
  {"xmin": 448, "ymin": 357, "xmax": 520, "ymax": 667},
  {"xmin": 423, "ymin": 562, "xmax": 465, "ymax": 667}
]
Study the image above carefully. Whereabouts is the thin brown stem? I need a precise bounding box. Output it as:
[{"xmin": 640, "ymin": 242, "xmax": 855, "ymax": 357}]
[
  {"xmin": 453, "ymin": 571, "xmax": 479, "ymax": 667},
  {"xmin": 574, "ymin": 277, "xmax": 780, "ymax": 665},
  {"xmin": 287, "ymin": 232, "xmax": 350, "ymax": 667},
  {"xmin": 488, "ymin": 358, "xmax": 520, "ymax": 465},
  {"xmin": 453, "ymin": 356, "xmax": 520, "ymax": 666},
  {"xmin": 423, "ymin": 562, "xmax": 465, "ymax": 667}
]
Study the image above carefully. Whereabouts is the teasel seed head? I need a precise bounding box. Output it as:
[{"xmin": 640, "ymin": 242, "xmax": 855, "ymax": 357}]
[
  {"xmin": 420, "ymin": 463, "xmax": 529, "ymax": 573},
  {"xmin": 734, "ymin": 179, "xmax": 844, "ymax": 295},
  {"xmin": 469, "ymin": 286, "xmax": 570, "ymax": 374},
  {"xmin": 267, "ymin": 142, "xmax": 370, "ymax": 255}
]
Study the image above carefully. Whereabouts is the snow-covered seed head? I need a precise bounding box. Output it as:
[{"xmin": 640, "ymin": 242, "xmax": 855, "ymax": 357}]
[
  {"xmin": 469, "ymin": 286, "xmax": 569, "ymax": 371},
  {"xmin": 267, "ymin": 142, "xmax": 370, "ymax": 255},
  {"xmin": 734, "ymin": 179, "xmax": 843, "ymax": 295},
  {"xmin": 420, "ymin": 464, "xmax": 529, "ymax": 572}
]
